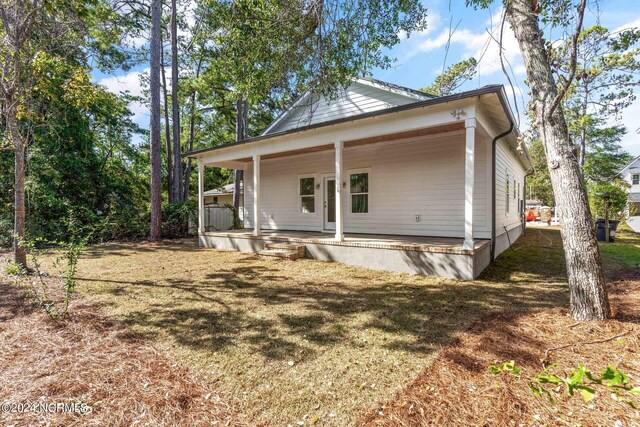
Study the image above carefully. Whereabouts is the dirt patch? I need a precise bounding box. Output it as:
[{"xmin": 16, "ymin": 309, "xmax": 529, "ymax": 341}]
[
  {"xmin": 0, "ymin": 254, "xmax": 243, "ymax": 426},
  {"xmin": 361, "ymin": 268, "xmax": 640, "ymax": 426}
]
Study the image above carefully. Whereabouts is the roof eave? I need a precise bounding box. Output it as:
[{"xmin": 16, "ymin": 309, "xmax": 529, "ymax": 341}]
[{"xmin": 186, "ymin": 85, "xmax": 509, "ymax": 159}]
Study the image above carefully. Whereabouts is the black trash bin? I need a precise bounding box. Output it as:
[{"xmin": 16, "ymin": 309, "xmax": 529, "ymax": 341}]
[{"xmin": 596, "ymin": 219, "xmax": 618, "ymax": 242}]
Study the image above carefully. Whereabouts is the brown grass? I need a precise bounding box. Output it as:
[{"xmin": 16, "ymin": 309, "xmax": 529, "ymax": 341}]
[
  {"xmin": 31, "ymin": 230, "xmax": 569, "ymax": 426},
  {"xmin": 360, "ymin": 268, "xmax": 640, "ymax": 426},
  {"xmin": 4, "ymin": 228, "xmax": 635, "ymax": 426},
  {"xmin": 0, "ymin": 253, "xmax": 243, "ymax": 426}
]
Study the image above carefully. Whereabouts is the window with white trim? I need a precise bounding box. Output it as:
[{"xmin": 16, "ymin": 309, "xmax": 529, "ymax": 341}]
[
  {"xmin": 633, "ymin": 174, "xmax": 639, "ymax": 185},
  {"xmin": 350, "ymin": 171, "xmax": 369, "ymax": 214},
  {"xmin": 299, "ymin": 176, "xmax": 315, "ymax": 213},
  {"xmin": 505, "ymin": 170, "xmax": 510, "ymax": 214}
]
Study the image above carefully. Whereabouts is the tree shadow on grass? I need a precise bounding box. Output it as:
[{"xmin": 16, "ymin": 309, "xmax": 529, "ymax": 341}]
[
  {"xmin": 75, "ymin": 229, "xmax": 571, "ymax": 364},
  {"xmin": 81, "ymin": 272, "xmax": 567, "ymax": 363},
  {"xmin": 81, "ymin": 238, "xmax": 200, "ymax": 259}
]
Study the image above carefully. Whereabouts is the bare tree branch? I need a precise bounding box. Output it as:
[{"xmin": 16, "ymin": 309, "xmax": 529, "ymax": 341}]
[{"xmin": 547, "ymin": 0, "xmax": 587, "ymax": 120}]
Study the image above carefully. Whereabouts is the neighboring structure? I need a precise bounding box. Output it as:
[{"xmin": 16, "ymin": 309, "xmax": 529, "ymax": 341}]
[
  {"xmin": 203, "ymin": 183, "xmax": 243, "ymax": 207},
  {"xmin": 189, "ymin": 183, "xmax": 244, "ymax": 233},
  {"xmin": 526, "ymin": 199, "xmax": 543, "ymax": 210},
  {"xmin": 620, "ymin": 155, "xmax": 640, "ymax": 232},
  {"xmin": 187, "ymin": 78, "xmax": 533, "ymax": 279}
]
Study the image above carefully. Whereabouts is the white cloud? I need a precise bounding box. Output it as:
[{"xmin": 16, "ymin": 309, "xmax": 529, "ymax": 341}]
[
  {"xmin": 396, "ymin": 11, "xmax": 441, "ymax": 59},
  {"xmin": 97, "ymin": 66, "xmax": 177, "ymax": 129},
  {"xmin": 99, "ymin": 69, "xmax": 146, "ymax": 97},
  {"xmin": 124, "ymin": 32, "xmax": 148, "ymax": 49},
  {"xmin": 98, "ymin": 69, "xmax": 149, "ymax": 126},
  {"xmin": 612, "ymin": 98, "xmax": 640, "ymax": 156},
  {"xmin": 612, "ymin": 18, "xmax": 640, "ymax": 35},
  {"xmin": 401, "ymin": 7, "xmax": 524, "ymax": 80}
]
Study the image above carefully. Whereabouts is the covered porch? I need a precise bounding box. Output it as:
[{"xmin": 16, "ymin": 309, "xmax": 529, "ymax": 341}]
[{"xmin": 188, "ymin": 86, "xmax": 522, "ymax": 279}]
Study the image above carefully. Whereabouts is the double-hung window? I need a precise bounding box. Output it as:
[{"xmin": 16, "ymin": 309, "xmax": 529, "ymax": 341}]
[
  {"xmin": 299, "ymin": 176, "xmax": 315, "ymax": 213},
  {"xmin": 633, "ymin": 174, "xmax": 639, "ymax": 185},
  {"xmin": 505, "ymin": 170, "xmax": 510, "ymax": 214},
  {"xmin": 350, "ymin": 170, "xmax": 369, "ymax": 214}
]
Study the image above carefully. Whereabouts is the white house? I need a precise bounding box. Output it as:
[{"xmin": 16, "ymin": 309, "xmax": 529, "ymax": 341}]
[
  {"xmin": 203, "ymin": 183, "xmax": 243, "ymax": 207},
  {"xmin": 620, "ymin": 155, "xmax": 640, "ymax": 232},
  {"xmin": 188, "ymin": 78, "xmax": 533, "ymax": 279}
]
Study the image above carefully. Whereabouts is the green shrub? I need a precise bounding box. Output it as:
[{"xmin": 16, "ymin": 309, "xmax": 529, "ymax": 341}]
[{"xmin": 161, "ymin": 200, "xmax": 197, "ymax": 239}]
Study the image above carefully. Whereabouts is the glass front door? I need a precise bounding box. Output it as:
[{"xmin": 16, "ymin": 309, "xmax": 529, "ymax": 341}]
[{"xmin": 324, "ymin": 177, "xmax": 335, "ymax": 230}]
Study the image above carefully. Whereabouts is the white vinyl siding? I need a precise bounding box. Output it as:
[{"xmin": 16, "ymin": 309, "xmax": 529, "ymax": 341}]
[
  {"xmin": 495, "ymin": 139, "xmax": 526, "ymax": 241},
  {"xmin": 245, "ymin": 130, "xmax": 491, "ymax": 239},
  {"xmin": 267, "ymin": 82, "xmax": 426, "ymax": 134}
]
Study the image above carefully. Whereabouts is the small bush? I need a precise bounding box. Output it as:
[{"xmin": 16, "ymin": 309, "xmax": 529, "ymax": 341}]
[
  {"xmin": 0, "ymin": 217, "xmax": 12, "ymax": 248},
  {"xmin": 9, "ymin": 216, "xmax": 92, "ymax": 320},
  {"xmin": 162, "ymin": 200, "xmax": 197, "ymax": 239}
]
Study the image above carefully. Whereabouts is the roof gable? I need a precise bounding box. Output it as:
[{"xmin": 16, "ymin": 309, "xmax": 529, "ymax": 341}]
[
  {"xmin": 262, "ymin": 78, "xmax": 433, "ymax": 135},
  {"xmin": 621, "ymin": 155, "xmax": 640, "ymax": 175}
]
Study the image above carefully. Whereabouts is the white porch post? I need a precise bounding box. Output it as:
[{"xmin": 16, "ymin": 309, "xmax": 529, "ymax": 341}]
[
  {"xmin": 335, "ymin": 140, "xmax": 344, "ymax": 241},
  {"xmin": 464, "ymin": 118, "xmax": 476, "ymax": 250},
  {"xmin": 253, "ymin": 154, "xmax": 261, "ymax": 236},
  {"xmin": 198, "ymin": 159, "xmax": 205, "ymax": 234}
]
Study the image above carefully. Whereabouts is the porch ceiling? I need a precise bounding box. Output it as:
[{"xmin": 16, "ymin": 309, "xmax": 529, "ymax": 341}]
[{"xmin": 219, "ymin": 122, "xmax": 466, "ymax": 165}]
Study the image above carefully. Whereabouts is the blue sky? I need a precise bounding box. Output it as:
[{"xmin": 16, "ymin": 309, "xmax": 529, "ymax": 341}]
[{"xmin": 95, "ymin": 0, "xmax": 640, "ymax": 155}]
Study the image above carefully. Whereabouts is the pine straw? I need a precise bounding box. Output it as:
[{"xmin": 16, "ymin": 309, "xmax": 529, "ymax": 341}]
[
  {"xmin": 361, "ymin": 268, "xmax": 640, "ymax": 426},
  {"xmin": 0, "ymin": 254, "xmax": 243, "ymax": 427}
]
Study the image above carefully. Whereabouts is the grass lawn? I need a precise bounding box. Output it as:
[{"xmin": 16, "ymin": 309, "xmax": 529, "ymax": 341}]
[
  {"xmin": 600, "ymin": 231, "xmax": 640, "ymax": 268},
  {"xmin": 64, "ymin": 229, "xmax": 569, "ymax": 426}
]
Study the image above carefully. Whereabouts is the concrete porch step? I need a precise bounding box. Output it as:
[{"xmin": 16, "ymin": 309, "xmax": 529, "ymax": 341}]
[
  {"xmin": 258, "ymin": 248, "xmax": 302, "ymax": 260},
  {"xmin": 264, "ymin": 243, "xmax": 306, "ymax": 258}
]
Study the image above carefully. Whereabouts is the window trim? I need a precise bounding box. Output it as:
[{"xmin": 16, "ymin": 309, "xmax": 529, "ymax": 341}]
[
  {"xmin": 505, "ymin": 169, "xmax": 510, "ymax": 215},
  {"xmin": 297, "ymin": 174, "xmax": 318, "ymax": 216},
  {"xmin": 347, "ymin": 168, "xmax": 371, "ymax": 216}
]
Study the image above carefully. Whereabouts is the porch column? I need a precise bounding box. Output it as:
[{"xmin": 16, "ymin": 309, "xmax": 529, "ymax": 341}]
[
  {"xmin": 335, "ymin": 140, "xmax": 344, "ymax": 241},
  {"xmin": 197, "ymin": 159, "xmax": 205, "ymax": 234},
  {"xmin": 253, "ymin": 154, "xmax": 261, "ymax": 237},
  {"xmin": 464, "ymin": 118, "xmax": 476, "ymax": 250}
]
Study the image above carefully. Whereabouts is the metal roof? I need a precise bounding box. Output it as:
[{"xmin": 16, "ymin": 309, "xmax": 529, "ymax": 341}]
[
  {"xmin": 356, "ymin": 77, "xmax": 435, "ymax": 100},
  {"xmin": 186, "ymin": 84, "xmax": 516, "ymax": 158},
  {"xmin": 203, "ymin": 183, "xmax": 242, "ymax": 196}
]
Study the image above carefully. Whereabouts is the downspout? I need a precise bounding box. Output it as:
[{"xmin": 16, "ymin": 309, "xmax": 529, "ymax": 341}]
[
  {"xmin": 523, "ymin": 167, "xmax": 535, "ymax": 232},
  {"xmin": 490, "ymin": 123, "xmax": 514, "ymax": 261}
]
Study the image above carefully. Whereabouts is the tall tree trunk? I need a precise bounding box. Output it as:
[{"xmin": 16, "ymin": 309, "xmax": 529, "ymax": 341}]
[
  {"xmin": 506, "ymin": 0, "xmax": 610, "ymax": 320},
  {"xmin": 7, "ymin": 100, "xmax": 27, "ymax": 267},
  {"xmin": 183, "ymin": 56, "xmax": 203, "ymax": 199},
  {"xmin": 161, "ymin": 29, "xmax": 173, "ymax": 204},
  {"xmin": 149, "ymin": 0, "xmax": 163, "ymax": 241},
  {"xmin": 233, "ymin": 97, "xmax": 247, "ymax": 213},
  {"xmin": 183, "ymin": 103, "xmax": 195, "ymax": 199},
  {"xmin": 170, "ymin": 0, "xmax": 183, "ymax": 202}
]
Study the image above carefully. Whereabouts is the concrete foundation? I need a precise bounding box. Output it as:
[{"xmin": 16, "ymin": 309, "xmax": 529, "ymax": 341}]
[{"xmin": 199, "ymin": 232, "xmax": 492, "ymax": 280}]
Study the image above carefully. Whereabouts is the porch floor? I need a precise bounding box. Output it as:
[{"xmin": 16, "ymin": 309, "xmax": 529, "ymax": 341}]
[{"xmin": 202, "ymin": 229, "xmax": 491, "ymax": 255}]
